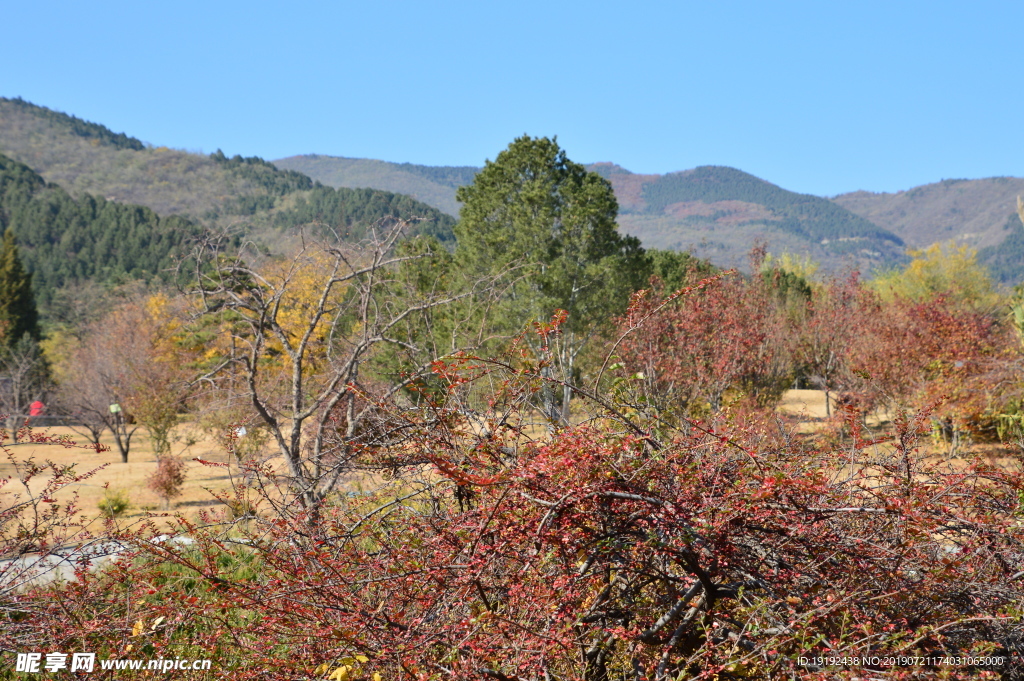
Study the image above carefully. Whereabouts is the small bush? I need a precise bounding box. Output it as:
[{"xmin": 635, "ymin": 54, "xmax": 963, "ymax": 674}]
[
  {"xmin": 98, "ymin": 489, "xmax": 131, "ymax": 519},
  {"xmin": 146, "ymin": 456, "xmax": 187, "ymax": 510}
]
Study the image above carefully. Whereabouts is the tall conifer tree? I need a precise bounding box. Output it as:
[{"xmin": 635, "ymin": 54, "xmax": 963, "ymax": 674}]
[
  {"xmin": 0, "ymin": 229, "xmax": 40, "ymax": 345},
  {"xmin": 454, "ymin": 136, "xmax": 648, "ymax": 425}
]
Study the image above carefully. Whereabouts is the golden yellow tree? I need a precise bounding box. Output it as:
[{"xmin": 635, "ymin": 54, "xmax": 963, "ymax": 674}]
[{"xmin": 871, "ymin": 240, "xmax": 1001, "ymax": 311}]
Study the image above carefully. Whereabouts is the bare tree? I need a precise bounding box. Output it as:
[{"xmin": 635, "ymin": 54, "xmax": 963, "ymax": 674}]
[
  {"xmin": 51, "ymin": 300, "xmax": 185, "ymax": 462},
  {"xmin": 185, "ymin": 220, "xmax": 496, "ymax": 516}
]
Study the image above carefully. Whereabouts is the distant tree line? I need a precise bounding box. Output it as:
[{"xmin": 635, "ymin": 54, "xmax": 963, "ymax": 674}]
[
  {"xmin": 209, "ymin": 149, "xmax": 315, "ymax": 196},
  {"xmin": 980, "ymin": 212, "xmax": 1024, "ymax": 283},
  {"xmin": 0, "ymin": 149, "xmax": 466, "ymax": 316},
  {"xmin": 273, "ymin": 185, "xmax": 457, "ymax": 245},
  {"xmin": 396, "ymin": 162, "xmax": 480, "ymax": 188}
]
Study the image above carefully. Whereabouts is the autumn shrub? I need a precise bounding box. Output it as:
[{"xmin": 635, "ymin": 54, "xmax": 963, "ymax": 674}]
[
  {"xmin": 6, "ymin": 311, "xmax": 1022, "ymax": 680},
  {"xmin": 145, "ymin": 456, "xmax": 187, "ymax": 510},
  {"xmin": 7, "ymin": 263, "xmax": 1024, "ymax": 680},
  {"xmin": 614, "ymin": 264, "xmax": 795, "ymax": 417},
  {"xmin": 844, "ymin": 291, "xmax": 1018, "ymax": 452},
  {"xmin": 1, "ymin": 441, "xmax": 105, "ymax": 657}
]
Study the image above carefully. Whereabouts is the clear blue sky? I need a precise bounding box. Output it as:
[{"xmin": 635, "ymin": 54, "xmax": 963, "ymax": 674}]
[{"xmin": 3, "ymin": 0, "xmax": 1022, "ymax": 197}]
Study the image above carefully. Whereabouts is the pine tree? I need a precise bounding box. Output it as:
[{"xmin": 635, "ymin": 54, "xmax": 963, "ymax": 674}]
[
  {"xmin": 0, "ymin": 229, "xmax": 40, "ymax": 345},
  {"xmin": 454, "ymin": 136, "xmax": 648, "ymax": 425}
]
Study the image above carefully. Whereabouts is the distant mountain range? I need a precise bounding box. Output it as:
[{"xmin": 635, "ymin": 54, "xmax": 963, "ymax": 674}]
[
  {"xmin": 274, "ymin": 155, "xmax": 476, "ymax": 218},
  {"xmin": 0, "ymin": 97, "xmax": 455, "ymax": 320},
  {"xmin": 833, "ymin": 178, "xmax": 1024, "ymax": 282},
  {"xmin": 278, "ymin": 154, "xmax": 1024, "ymax": 279},
  {"xmin": 588, "ymin": 163, "xmax": 905, "ymax": 272},
  {"xmin": 1, "ymin": 96, "xmax": 1021, "ymax": 284}
]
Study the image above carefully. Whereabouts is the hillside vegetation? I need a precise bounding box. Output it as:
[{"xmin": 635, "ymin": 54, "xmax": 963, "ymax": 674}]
[
  {"xmin": 0, "ymin": 98, "xmax": 454, "ymax": 234},
  {"xmin": 281, "ymin": 154, "xmax": 908, "ymax": 272},
  {"xmin": 614, "ymin": 165, "xmax": 906, "ymax": 270},
  {"xmin": 274, "ymin": 154, "xmax": 477, "ymax": 217},
  {"xmin": 8, "ymin": 136, "xmax": 1024, "ymax": 677},
  {"xmin": 0, "ymin": 99, "xmax": 457, "ymax": 305},
  {"xmin": 638, "ymin": 166, "xmax": 901, "ymax": 243},
  {"xmin": 0, "ymin": 152, "xmax": 201, "ymax": 313},
  {"xmin": 834, "ymin": 177, "xmax": 1024, "ymax": 282},
  {"xmin": 5, "ymin": 97, "xmax": 1022, "ymax": 281},
  {"xmin": 0, "ymin": 97, "xmax": 267, "ymax": 219}
]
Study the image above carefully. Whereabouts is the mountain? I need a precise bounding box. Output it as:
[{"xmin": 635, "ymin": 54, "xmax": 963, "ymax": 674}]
[
  {"xmin": 833, "ymin": 178, "xmax": 1024, "ymax": 282},
  {"xmin": 281, "ymin": 154, "xmax": 906, "ymax": 271},
  {"xmin": 0, "ymin": 98, "xmax": 456, "ymax": 242},
  {"xmin": 0, "ymin": 151, "xmax": 202, "ymax": 314},
  {"xmin": 0, "ymin": 98, "xmax": 458, "ymax": 320},
  {"xmin": 0, "ymin": 97, "xmax": 291, "ymax": 219},
  {"xmin": 594, "ymin": 164, "xmax": 905, "ymax": 271},
  {"xmin": 6, "ymin": 97, "xmax": 1019, "ymax": 281},
  {"xmin": 274, "ymin": 154, "xmax": 477, "ymax": 218}
]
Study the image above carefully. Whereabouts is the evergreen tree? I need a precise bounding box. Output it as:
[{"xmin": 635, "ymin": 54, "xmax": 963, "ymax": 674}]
[
  {"xmin": 454, "ymin": 136, "xmax": 648, "ymax": 424},
  {"xmin": 0, "ymin": 229, "xmax": 39, "ymax": 345}
]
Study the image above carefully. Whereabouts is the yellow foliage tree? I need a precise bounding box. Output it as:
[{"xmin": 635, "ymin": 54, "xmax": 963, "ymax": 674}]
[
  {"xmin": 871, "ymin": 240, "xmax": 1001, "ymax": 311},
  {"xmin": 50, "ymin": 296, "xmax": 194, "ymax": 461}
]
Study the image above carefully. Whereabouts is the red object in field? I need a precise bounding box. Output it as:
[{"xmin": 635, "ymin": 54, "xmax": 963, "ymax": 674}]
[{"xmin": 29, "ymin": 401, "xmax": 45, "ymax": 417}]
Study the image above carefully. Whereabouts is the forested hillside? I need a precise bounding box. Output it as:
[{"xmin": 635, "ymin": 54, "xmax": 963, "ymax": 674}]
[
  {"xmin": 272, "ymin": 186, "xmax": 455, "ymax": 246},
  {"xmin": 0, "ymin": 98, "xmax": 456, "ymax": 244},
  {"xmin": 274, "ymin": 154, "xmax": 477, "ymax": 217},
  {"xmin": 0, "ymin": 97, "xmax": 268, "ymax": 219},
  {"xmin": 5, "ymin": 97, "xmax": 1020, "ymax": 280},
  {"xmin": 0, "ymin": 99, "xmax": 457, "ymax": 318},
  {"xmin": 280, "ymin": 154, "xmax": 908, "ymax": 271},
  {"xmin": 0, "ymin": 152, "xmax": 201, "ymax": 313},
  {"xmin": 637, "ymin": 166, "xmax": 899, "ymax": 243},
  {"xmin": 594, "ymin": 166, "xmax": 904, "ymax": 271}
]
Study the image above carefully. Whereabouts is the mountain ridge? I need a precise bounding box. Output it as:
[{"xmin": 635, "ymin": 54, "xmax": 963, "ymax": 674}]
[
  {"xmin": 2, "ymin": 97, "xmax": 1021, "ymax": 281},
  {"xmin": 281, "ymin": 152, "xmax": 1024, "ymax": 279},
  {"xmin": 279, "ymin": 154, "xmax": 907, "ymax": 271},
  {"xmin": 0, "ymin": 98, "xmax": 458, "ymax": 321}
]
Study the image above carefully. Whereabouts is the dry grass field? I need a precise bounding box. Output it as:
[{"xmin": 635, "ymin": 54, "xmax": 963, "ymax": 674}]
[
  {"xmin": 3, "ymin": 390, "xmax": 1020, "ymax": 530},
  {"xmin": 0, "ymin": 423, "xmax": 240, "ymax": 526},
  {"xmin": 776, "ymin": 388, "xmax": 830, "ymax": 420},
  {"xmin": 777, "ymin": 389, "xmax": 1021, "ymax": 470}
]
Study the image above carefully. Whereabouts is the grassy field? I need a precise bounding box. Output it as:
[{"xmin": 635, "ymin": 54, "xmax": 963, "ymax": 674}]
[
  {"xmin": 0, "ymin": 423, "xmax": 239, "ymax": 526},
  {"xmin": 2, "ymin": 390, "xmax": 1019, "ymax": 530}
]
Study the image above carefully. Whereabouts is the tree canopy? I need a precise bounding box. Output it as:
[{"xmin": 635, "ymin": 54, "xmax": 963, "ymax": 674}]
[
  {"xmin": 0, "ymin": 229, "xmax": 39, "ymax": 345},
  {"xmin": 454, "ymin": 135, "xmax": 649, "ymax": 423},
  {"xmin": 455, "ymin": 135, "xmax": 647, "ymax": 328}
]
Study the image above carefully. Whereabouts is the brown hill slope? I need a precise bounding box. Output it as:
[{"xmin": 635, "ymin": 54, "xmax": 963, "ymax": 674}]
[
  {"xmin": 274, "ymin": 154, "xmax": 476, "ymax": 218},
  {"xmin": 833, "ymin": 177, "xmax": 1024, "ymax": 251},
  {"xmin": 0, "ymin": 98, "xmax": 457, "ymax": 246},
  {"xmin": 0, "ymin": 97, "xmax": 267, "ymax": 218}
]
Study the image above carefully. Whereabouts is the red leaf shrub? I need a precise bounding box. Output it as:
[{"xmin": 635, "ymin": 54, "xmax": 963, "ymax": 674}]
[
  {"xmin": 10, "ymin": 328, "xmax": 1024, "ymax": 680},
  {"xmin": 146, "ymin": 456, "xmax": 187, "ymax": 510}
]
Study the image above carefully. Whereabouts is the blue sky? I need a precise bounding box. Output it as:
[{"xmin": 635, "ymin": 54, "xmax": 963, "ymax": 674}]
[{"xmin": 3, "ymin": 0, "xmax": 1022, "ymax": 196}]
